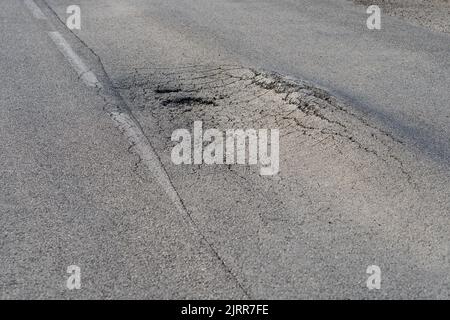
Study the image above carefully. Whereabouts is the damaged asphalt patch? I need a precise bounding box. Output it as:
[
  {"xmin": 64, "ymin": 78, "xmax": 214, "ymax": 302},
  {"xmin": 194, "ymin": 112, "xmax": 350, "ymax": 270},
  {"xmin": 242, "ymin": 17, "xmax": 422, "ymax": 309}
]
[
  {"xmin": 115, "ymin": 64, "xmax": 413, "ymax": 181},
  {"xmin": 112, "ymin": 64, "xmax": 449, "ymax": 298}
]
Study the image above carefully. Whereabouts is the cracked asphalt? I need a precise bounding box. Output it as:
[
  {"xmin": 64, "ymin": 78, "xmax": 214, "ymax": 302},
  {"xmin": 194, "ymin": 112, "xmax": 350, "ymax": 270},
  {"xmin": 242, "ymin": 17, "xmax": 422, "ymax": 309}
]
[{"xmin": 1, "ymin": 0, "xmax": 449, "ymax": 299}]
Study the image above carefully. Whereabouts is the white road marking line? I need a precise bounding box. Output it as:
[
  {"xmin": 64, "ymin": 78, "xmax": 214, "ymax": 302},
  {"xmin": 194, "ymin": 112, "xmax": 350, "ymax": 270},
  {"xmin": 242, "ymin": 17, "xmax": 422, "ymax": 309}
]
[
  {"xmin": 40, "ymin": 9, "xmax": 241, "ymax": 290},
  {"xmin": 24, "ymin": 0, "xmax": 47, "ymax": 20},
  {"xmin": 46, "ymin": 25, "xmax": 186, "ymax": 223},
  {"xmin": 110, "ymin": 111, "xmax": 186, "ymax": 215},
  {"xmin": 47, "ymin": 31, "xmax": 182, "ymax": 211},
  {"xmin": 48, "ymin": 31, "xmax": 101, "ymax": 88}
]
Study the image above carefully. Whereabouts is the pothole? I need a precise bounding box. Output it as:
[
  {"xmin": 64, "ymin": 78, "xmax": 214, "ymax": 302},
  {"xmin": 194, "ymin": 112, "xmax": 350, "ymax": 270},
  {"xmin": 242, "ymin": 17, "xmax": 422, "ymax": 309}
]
[
  {"xmin": 155, "ymin": 87, "xmax": 182, "ymax": 94},
  {"xmin": 115, "ymin": 64, "xmax": 415, "ymax": 186},
  {"xmin": 161, "ymin": 96, "xmax": 217, "ymax": 107}
]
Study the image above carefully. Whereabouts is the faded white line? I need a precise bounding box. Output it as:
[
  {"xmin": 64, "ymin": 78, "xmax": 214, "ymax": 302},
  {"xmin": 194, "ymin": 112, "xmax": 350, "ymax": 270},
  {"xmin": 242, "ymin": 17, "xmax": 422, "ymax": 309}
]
[
  {"xmin": 24, "ymin": 0, "xmax": 47, "ymax": 20},
  {"xmin": 109, "ymin": 111, "xmax": 186, "ymax": 215},
  {"xmin": 48, "ymin": 31, "xmax": 101, "ymax": 88},
  {"xmin": 47, "ymin": 31, "xmax": 182, "ymax": 210},
  {"xmin": 42, "ymin": 11, "xmax": 244, "ymax": 292}
]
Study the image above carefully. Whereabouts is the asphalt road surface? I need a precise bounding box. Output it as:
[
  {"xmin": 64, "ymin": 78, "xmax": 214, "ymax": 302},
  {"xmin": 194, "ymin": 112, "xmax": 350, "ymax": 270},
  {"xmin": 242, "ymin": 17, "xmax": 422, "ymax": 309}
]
[{"xmin": 1, "ymin": 0, "xmax": 449, "ymax": 299}]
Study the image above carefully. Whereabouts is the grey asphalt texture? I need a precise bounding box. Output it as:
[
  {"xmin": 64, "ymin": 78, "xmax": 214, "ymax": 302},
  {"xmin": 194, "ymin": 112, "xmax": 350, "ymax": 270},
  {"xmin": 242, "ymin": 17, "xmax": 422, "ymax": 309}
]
[{"xmin": 1, "ymin": 0, "xmax": 449, "ymax": 299}]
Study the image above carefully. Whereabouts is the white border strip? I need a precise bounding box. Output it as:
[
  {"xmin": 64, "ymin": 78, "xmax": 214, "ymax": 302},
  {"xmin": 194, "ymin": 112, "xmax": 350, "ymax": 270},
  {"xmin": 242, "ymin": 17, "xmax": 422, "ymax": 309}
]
[
  {"xmin": 24, "ymin": 0, "xmax": 47, "ymax": 20},
  {"xmin": 110, "ymin": 111, "xmax": 186, "ymax": 215},
  {"xmin": 48, "ymin": 31, "xmax": 101, "ymax": 88}
]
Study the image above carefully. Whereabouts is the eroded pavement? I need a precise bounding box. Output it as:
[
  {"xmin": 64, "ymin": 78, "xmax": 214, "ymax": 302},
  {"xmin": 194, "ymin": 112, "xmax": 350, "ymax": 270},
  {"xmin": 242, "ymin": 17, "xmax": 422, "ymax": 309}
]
[{"xmin": 113, "ymin": 63, "xmax": 449, "ymax": 298}]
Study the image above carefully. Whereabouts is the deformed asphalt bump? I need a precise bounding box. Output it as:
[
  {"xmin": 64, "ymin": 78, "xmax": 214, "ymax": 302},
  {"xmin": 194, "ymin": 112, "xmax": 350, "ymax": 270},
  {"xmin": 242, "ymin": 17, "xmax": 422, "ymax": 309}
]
[{"xmin": 115, "ymin": 64, "xmax": 415, "ymax": 187}]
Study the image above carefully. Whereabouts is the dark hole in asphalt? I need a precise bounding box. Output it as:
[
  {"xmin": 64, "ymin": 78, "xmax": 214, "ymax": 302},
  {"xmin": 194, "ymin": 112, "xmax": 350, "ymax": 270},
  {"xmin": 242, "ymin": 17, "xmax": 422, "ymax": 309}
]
[
  {"xmin": 155, "ymin": 87, "xmax": 182, "ymax": 94},
  {"xmin": 161, "ymin": 96, "xmax": 217, "ymax": 107}
]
